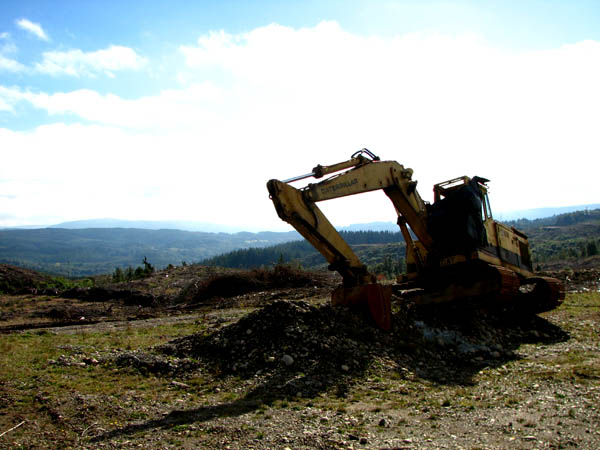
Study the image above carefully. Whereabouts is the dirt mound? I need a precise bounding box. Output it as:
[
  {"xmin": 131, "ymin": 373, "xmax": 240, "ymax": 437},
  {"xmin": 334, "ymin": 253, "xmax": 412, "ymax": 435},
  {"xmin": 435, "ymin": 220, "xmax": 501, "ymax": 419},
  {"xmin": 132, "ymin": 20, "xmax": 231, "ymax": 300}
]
[
  {"xmin": 541, "ymin": 267, "xmax": 600, "ymax": 293},
  {"xmin": 184, "ymin": 265, "xmax": 333, "ymax": 303},
  {"xmin": 0, "ymin": 263, "xmax": 53, "ymax": 294},
  {"xmin": 61, "ymin": 286, "xmax": 159, "ymax": 306},
  {"xmin": 157, "ymin": 299, "xmax": 569, "ymax": 398},
  {"xmin": 161, "ymin": 300, "xmax": 379, "ymax": 378}
]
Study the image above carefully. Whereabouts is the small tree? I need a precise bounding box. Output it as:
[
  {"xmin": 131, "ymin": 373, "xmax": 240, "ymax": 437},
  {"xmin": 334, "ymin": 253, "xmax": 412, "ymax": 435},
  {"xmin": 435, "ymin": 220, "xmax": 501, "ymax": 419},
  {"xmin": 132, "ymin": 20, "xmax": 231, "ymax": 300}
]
[
  {"xmin": 112, "ymin": 267, "xmax": 124, "ymax": 282},
  {"xmin": 586, "ymin": 240, "xmax": 598, "ymax": 257},
  {"xmin": 142, "ymin": 256, "xmax": 155, "ymax": 275}
]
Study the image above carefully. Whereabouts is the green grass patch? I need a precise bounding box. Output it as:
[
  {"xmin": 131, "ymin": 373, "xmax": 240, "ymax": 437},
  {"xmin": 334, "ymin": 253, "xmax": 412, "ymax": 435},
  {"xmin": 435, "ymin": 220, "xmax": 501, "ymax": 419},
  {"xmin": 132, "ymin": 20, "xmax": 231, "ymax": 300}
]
[{"xmin": 0, "ymin": 320, "xmax": 203, "ymax": 445}]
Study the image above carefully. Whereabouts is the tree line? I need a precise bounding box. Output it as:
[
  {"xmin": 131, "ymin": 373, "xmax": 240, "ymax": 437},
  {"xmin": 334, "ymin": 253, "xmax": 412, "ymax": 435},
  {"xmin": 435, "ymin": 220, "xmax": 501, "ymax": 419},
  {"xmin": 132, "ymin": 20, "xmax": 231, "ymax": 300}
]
[{"xmin": 202, "ymin": 230, "xmax": 403, "ymax": 269}]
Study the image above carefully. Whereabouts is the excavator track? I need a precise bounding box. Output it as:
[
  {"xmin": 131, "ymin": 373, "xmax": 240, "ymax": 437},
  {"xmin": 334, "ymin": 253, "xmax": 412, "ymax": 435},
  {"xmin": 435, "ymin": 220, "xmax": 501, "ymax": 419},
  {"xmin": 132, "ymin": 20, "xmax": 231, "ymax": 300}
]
[
  {"xmin": 395, "ymin": 262, "xmax": 521, "ymax": 307},
  {"xmin": 491, "ymin": 265, "xmax": 522, "ymax": 302},
  {"xmin": 516, "ymin": 276, "xmax": 565, "ymax": 313},
  {"xmin": 394, "ymin": 263, "xmax": 564, "ymax": 315}
]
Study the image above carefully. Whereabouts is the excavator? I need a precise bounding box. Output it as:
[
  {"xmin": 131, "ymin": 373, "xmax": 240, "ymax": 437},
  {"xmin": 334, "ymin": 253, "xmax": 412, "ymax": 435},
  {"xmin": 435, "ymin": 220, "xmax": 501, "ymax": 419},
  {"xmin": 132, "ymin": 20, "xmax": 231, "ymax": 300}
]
[{"xmin": 267, "ymin": 149, "xmax": 564, "ymax": 330}]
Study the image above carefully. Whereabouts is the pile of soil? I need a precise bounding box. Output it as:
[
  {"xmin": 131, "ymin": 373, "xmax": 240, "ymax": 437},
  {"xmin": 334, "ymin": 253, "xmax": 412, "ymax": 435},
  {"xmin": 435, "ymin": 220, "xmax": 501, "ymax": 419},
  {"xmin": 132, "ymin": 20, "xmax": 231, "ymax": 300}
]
[
  {"xmin": 156, "ymin": 299, "xmax": 569, "ymax": 398},
  {"xmin": 181, "ymin": 265, "xmax": 335, "ymax": 304},
  {"xmin": 0, "ymin": 263, "xmax": 53, "ymax": 294},
  {"xmin": 61, "ymin": 286, "xmax": 159, "ymax": 306},
  {"xmin": 542, "ymin": 267, "xmax": 600, "ymax": 293}
]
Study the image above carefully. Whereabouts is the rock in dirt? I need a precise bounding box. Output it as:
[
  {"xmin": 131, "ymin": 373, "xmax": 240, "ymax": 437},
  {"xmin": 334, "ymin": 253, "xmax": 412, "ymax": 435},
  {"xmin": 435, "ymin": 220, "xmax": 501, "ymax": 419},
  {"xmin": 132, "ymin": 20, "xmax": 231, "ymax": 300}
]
[{"xmin": 281, "ymin": 354, "xmax": 294, "ymax": 366}]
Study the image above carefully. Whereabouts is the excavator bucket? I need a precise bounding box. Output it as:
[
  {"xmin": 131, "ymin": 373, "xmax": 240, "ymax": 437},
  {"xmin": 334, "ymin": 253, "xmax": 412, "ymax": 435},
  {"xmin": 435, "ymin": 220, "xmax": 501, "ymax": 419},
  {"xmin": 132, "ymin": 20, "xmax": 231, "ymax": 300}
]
[{"xmin": 331, "ymin": 284, "xmax": 392, "ymax": 330}]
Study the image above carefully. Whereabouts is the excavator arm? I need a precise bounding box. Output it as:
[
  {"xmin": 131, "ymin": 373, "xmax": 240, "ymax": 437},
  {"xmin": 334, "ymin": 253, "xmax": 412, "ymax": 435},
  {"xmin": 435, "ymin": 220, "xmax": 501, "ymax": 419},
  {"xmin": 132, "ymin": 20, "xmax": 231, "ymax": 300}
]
[{"xmin": 266, "ymin": 150, "xmax": 433, "ymax": 329}]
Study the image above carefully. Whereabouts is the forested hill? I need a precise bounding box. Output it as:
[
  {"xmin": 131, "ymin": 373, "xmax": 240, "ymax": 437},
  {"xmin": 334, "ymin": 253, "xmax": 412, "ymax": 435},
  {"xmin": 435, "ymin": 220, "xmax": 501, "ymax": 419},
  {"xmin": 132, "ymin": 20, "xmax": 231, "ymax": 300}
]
[
  {"xmin": 506, "ymin": 209, "xmax": 600, "ymax": 263},
  {"xmin": 0, "ymin": 228, "xmax": 299, "ymax": 276},
  {"xmin": 202, "ymin": 230, "xmax": 405, "ymax": 276}
]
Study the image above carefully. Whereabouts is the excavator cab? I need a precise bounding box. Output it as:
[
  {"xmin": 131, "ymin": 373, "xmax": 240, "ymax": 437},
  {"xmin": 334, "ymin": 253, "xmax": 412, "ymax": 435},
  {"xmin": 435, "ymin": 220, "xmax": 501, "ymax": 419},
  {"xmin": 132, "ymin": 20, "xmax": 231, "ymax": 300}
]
[{"xmin": 434, "ymin": 176, "xmax": 493, "ymax": 220}]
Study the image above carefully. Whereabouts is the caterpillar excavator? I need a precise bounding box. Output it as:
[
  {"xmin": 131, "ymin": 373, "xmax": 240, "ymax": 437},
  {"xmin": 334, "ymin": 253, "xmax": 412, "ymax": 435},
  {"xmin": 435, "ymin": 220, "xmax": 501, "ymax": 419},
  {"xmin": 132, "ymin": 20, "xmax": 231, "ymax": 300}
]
[{"xmin": 267, "ymin": 149, "xmax": 564, "ymax": 330}]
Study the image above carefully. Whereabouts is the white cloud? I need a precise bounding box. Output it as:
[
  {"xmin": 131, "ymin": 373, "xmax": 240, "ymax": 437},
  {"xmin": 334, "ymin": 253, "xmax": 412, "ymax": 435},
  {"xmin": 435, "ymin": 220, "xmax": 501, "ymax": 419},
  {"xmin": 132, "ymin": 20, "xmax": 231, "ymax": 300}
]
[
  {"xmin": 0, "ymin": 122, "xmax": 275, "ymax": 227},
  {"xmin": 15, "ymin": 18, "xmax": 49, "ymax": 41},
  {"xmin": 0, "ymin": 31, "xmax": 24, "ymax": 73},
  {"xmin": 2, "ymin": 22, "xmax": 599, "ymax": 228},
  {"xmin": 1, "ymin": 82, "xmax": 226, "ymax": 129},
  {"xmin": 0, "ymin": 85, "xmax": 23, "ymax": 111},
  {"xmin": 0, "ymin": 55, "xmax": 25, "ymax": 72},
  {"xmin": 35, "ymin": 45, "xmax": 147, "ymax": 77},
  {"xmin": 176, "ymin": 22, "xmax": 600, "ymax": 215},
  {"xmin": 1, "ymin": 40, "xmax": 17, "ymax": 54},
  {"xmin": 0, "ymin": 99, "xmax": 13, "ymax": 112}
]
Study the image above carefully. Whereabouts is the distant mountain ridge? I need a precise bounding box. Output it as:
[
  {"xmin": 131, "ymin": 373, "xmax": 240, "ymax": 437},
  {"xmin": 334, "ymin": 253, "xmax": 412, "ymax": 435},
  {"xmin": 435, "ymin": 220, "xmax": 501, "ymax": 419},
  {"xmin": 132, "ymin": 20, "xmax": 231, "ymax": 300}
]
[
  {"xmin": 494, "ymin": 204, "xmax": 600, "ymax": 221},
  {"xmin": 1, "ymin": 203, "xmax": 598, "ymax": 233},
  {"xmin": 47, "ymin": 218, "xmax": 266, "ymax": 233},
  {"xmin": 339, "ymin": 221, "xmax": 399, "ymax": 232},
  {"xmin": 337, "ymin": 204, "xmax": 600, "ymax": 232}
]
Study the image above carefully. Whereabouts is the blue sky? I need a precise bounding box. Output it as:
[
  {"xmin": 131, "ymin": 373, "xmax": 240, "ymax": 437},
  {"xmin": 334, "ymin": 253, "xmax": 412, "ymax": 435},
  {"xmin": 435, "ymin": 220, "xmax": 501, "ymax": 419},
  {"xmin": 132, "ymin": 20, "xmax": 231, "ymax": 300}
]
[{"xmin": 1, "ymin": 1, "xmax": 599, "ymax": 229}]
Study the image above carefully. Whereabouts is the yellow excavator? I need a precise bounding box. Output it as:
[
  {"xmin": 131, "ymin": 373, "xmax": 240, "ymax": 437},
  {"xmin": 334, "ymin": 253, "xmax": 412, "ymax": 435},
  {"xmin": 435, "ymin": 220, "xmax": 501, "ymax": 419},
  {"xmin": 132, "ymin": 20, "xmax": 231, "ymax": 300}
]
[{"xmin": 267, "ymin": 149, "xmax": 564, "ymax": 330}]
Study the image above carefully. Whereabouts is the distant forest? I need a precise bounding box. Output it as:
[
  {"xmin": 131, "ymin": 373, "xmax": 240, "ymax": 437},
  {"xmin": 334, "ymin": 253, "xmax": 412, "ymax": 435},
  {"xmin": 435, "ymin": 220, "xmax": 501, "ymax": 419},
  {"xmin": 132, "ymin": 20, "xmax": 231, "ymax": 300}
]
[
  {"xmin": 508, "ymin": 209, "xmax": 600, "ymax": 263},
  {"xmin": 204, "ymin": 209, "xmax": 600, "ymax": 274},
  {"xmin": 505, "ymin": 208, "xmax": 600, "ymax": 230},
  {"xmin": 202, "ymin": 230, "xmax": 405, "ymax": 278}
]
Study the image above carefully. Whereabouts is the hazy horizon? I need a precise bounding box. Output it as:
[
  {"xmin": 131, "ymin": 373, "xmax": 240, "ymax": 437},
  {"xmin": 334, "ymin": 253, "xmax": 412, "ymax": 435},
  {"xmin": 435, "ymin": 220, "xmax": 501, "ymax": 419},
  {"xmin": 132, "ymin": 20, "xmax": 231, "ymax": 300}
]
[{"xmin": 2, "ymin": 202, "xmax": 599, "ymax": 233}]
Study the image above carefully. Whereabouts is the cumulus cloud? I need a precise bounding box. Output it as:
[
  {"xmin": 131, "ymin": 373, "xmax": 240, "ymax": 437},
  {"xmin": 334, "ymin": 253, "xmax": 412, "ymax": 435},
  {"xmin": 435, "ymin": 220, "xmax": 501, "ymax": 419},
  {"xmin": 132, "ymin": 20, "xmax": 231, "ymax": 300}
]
[
  {"xmin": 2, "ymin": 22, "xmax": 599, "ymax": 227},
  {"xmin": 35, "ymin": 45, "xmax": 147, "ymax": 77},
  {"xmin": 15, "ymin": 18, "xmax": 49, "ymax": 41}
]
